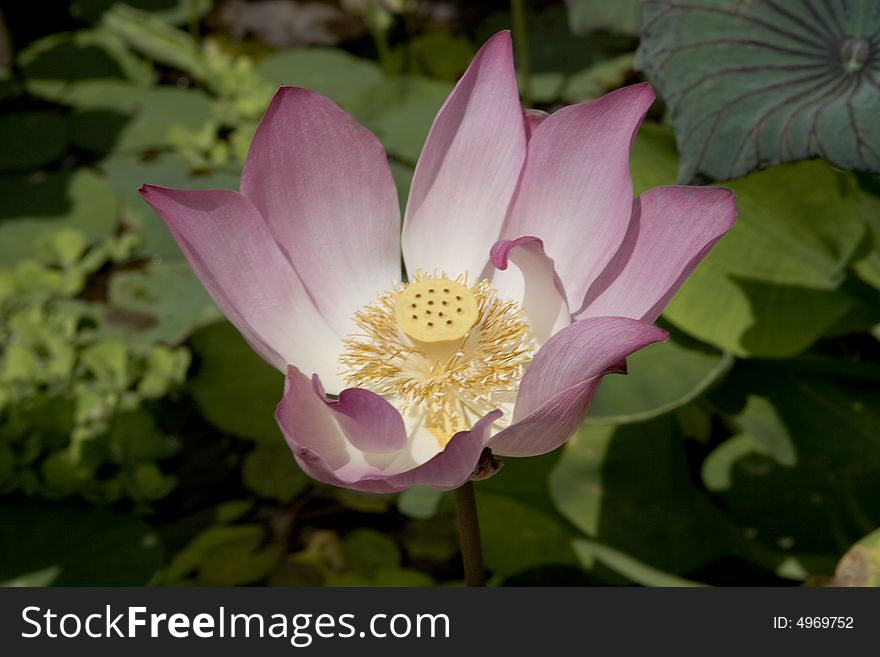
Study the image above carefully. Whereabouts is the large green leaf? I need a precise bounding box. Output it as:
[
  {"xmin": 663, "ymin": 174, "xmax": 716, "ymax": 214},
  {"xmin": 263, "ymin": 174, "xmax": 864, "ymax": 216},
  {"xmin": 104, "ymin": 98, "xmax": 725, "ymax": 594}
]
[
  {"xmin": 0, "ymin": 169, "xmax": 117, "ymax": 265},
  {"xmin": 588, "ymin": 338, "xmax": 733, "ymax": 424},
  {"xmin": 474, "ymin": 451, "xmax": 585, "ymax": 580},
  {"xmin": 704, "ymin": 363, "xmax": 880, "ymax": 558},
  {"xmin": 637, "ymin": 0, "xmax": 880, "ymax": 182},
  {"xmin": 187, "ymin": 320, "xmax": 284, "ymax": 444},
  {"xmin": 550, "ymin": 416, "xmax": 734, "ymax": 573},
  {"xmin": 663, "ymin": 161, "xmax": 870, "ymax": 357},
  {"xmin": 477, "ymin": 491, "xmax": 578, "ymax": 578},
  {"xmin": 0, "ymin": 501, "xmax": 163, "ymax": 585},
  {"xmin": 256, "ymin": 48, "xmax": 384, "ymax": 110},
  {"xmin": 629, "ymin": 121, "xmax": 679, "ymax": 193}
]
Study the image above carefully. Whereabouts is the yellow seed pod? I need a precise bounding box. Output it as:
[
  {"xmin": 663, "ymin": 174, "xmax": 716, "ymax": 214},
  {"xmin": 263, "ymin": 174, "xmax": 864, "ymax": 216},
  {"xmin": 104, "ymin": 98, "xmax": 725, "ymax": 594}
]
[{"xmin": 394, "ymin": 278, "xmax": 479, "ymax": 343}]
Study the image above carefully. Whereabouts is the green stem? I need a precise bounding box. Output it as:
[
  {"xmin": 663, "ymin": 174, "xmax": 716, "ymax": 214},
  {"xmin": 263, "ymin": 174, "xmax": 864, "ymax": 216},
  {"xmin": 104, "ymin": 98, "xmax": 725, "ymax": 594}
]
[
  {"xmin": 188, "ymin": 0, "xmax": 201, "ymax": 44},
  {"xmin": 454, "ymin": 481, "xmax": 486, "ymax": 587},
  {"xmin": 511, "ymin": 0, "xmax": 531, "ymax": 105},
  {"xmin": 369, "ymin": 23, "xmax": 396, "ymax": 75}
]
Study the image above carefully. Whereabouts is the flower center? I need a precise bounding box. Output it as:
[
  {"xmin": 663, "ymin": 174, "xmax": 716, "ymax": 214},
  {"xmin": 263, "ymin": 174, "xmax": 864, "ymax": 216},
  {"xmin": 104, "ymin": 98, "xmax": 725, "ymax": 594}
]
[
  {"xmin": 393, "ymin": 277, "xmax": 479, "ymax": 342},
  {"xmin": 340, "ymin": 273, "xmax": 534, "ymax": 447}
]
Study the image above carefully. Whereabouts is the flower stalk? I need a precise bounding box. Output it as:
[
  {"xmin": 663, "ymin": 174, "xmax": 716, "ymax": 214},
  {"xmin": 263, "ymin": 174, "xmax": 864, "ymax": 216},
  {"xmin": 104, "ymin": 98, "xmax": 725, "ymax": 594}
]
[
  {"xmin": 454, "ymin": 481, "xmax": 486, "ymax": 587},
  {"xmin": 511, "ymin": 0, "xmax": 531, "ymax": 105}
]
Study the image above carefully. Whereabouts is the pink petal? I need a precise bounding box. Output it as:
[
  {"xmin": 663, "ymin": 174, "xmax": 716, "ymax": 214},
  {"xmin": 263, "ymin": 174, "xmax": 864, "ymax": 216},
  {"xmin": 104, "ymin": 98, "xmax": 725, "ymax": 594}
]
[
  {"xmin": 504, "ymin": 84, "xmax": 655, "ymax": 311},
  {"xmin": 523, "ymin": 109, "xmax": 548, "ymax": 141},
  {"xmin": 241, "ymin": 87, "xmax": 401, "ymax": 336},
  {"xmin": 311, "ymin": 375, "xmax": 407, "ymax": 453},
  {"xmin": 489, "ymin": 236, "xmax": 570, "ymax": 346},
  {"xmin": 276, "ymin": 367, "xmax": 359, "ymax": 481},
  {"xmin": 139, "ymin": 185, "xmax": 343, "ymax": 390},
  {"xmin": 378, "ymin": 411, "xmax": 501, "ymax": 492},
  {"xmin": 489, "ymin": 316, "xmax": 667, "ymax": 456},
  {"xmin": 578, "ymin": 186, "xmax": 736, "ymax": 322},
  {"xmin": 402, "ymin": 31, "xmax": 526, "ymax": 278},
  {"xmin": 277, "ymin": 367, "xmax": 499, "ymax": 493}
]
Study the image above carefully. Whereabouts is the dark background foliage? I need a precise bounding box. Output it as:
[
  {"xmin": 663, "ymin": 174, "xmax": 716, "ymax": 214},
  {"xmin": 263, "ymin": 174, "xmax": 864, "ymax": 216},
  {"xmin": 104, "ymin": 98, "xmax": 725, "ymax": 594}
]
[{"xmin": 1, "ymin": 0, "xmax": 879, "ymax": 587}]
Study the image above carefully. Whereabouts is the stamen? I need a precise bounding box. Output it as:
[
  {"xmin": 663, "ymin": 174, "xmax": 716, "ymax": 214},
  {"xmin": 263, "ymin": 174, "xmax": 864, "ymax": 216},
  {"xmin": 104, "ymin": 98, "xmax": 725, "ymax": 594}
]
[{"xmin": 340, "ymin": 272, "xmax": 534, "ymax": 447}]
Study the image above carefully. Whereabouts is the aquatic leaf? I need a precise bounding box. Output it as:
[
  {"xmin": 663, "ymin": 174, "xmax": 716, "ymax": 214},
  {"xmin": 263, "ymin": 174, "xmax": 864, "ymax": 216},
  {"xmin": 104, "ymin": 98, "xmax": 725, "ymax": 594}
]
[
  {"xmin": 588, "ymin": 338, "xmax": 733, "ymax": 424},
  {"xmin": 187, "ymin": 320, "xmax": 283, "ymax": 444},
  {"xmin": 663, "ymin": 161, "xmax": 870, "ymax": 357},
  {"xmin": 550, "ymin": 416, "xmax": 733, "ymax": 573},
  {"xmin": 637, "ymin": 0, "xmax": 880, "ymax": 181}
]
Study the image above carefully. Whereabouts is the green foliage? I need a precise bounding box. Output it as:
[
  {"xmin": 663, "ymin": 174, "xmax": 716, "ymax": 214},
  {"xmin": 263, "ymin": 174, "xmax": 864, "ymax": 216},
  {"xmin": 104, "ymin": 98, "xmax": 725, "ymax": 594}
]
[
  {"xmin": 0, "ymin": 170, "xmax": 117, "ymax": 266},
  {"xmin": 0, "ymin": 229, "xmax": 189, "ymax": 505},
  {"xmin": 2, "ymin": 0, "xmax": 879, "ymax": 589},
  {"xmin": 71, "ymin": 0, "xmax": 213, "ymax": 26},
  {"xmin": 257, "ymin": 49, "xmax": 384, "ymax": 109},
  {"xmin": 705, "ymin": 363, "xmax": 880, "ymax": 556},
  {"xmin": 17, "ymin": 29, "xmax": 149, "ymax": 104},
  {"xmin": 637, "ymin": 0, "xmax": 880, "ymax": 182},
  {"xmin": 106, "ymin": 261, "xmax": 221, "ymax": 348},
  {"xmin": 397, "ymin": 486, "xmax": 443, "ymax": 519},
  {"xmin": 630, "ymin": 126, "xmax": 879, "ymax": 357},
  {"xmin": 0, "ymin": 112, "xmax": 68, "ymax": 170},
  {"xmin": 588, "ymin": 338, "xmax": 733, "ymax": 424},
  {"xmin": 0, "ymin": 501, "xmax": 164, "ymax": 585},
  {"xmin": 564, "ymin": 0, "xmax": 641, "ymax": 36},
  {"xmin": 665, "ymin": 161, "xmax": 875, "ymax": 356},
  {"xmin": 242, "ymin": 446, "xmax": 310, "ymax": 503},
  {"xmin": 187, "ymin": 320, "xmax": 282, "ymax": 445},
  {"xmin": 102, "ymin": 5, "xmax": 206, "ymax": 81},
  {"xmin": 550, "ymin": 417, "xmax": 733, "ymax": 574}
]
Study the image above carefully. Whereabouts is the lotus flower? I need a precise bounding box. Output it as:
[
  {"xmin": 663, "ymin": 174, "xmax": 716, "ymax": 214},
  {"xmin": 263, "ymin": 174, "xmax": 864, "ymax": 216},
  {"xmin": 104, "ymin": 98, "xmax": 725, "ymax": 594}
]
[{"xmin": 140, "ymin": 32, "xmax": 735, "ymax": 493}]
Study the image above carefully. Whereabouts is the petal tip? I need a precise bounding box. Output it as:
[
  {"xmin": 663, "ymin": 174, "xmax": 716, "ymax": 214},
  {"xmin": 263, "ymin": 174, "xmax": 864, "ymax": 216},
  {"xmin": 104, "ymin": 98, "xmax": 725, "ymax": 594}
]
[
  {"xmin": 486, "ymin": 29, "xmax": 512, "ymax": 47},
  {"xmin": 138, "ymin": 183, "xmax": 165, "ymax": 201},
  {"xmin": 490, "ymin": 236, "xmax": 545, "ymax": 270}
]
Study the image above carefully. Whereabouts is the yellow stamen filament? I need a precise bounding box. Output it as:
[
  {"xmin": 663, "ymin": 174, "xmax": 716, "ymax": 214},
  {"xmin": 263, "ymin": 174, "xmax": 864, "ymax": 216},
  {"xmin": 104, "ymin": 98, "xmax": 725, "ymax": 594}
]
[{"xmin": 340, "ymin": 272, "xmax": 534, "ymax": 447}]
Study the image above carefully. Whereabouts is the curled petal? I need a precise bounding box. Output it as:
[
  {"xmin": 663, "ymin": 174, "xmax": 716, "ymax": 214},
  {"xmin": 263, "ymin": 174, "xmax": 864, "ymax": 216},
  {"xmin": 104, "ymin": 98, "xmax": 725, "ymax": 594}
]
[
  {"xmin": 504, "ymin": 84, "xmax": 655, "ymax": 311},
  {"xmin": 402, "ymin": 31, "xmax": 526, "ymax": 279},
  {"xmin": 139, "ymin": 185, "xmax": 343, "ymax": 390},
  {"xmin": 523, "ymin": 108, "xmax": 548, "ymax": 141},
  {"xmin": 378, "ymin": 411, "xmax": 502, "ymax": 492},
  {"xmin": 579, "ymin": 186, "xmax": 737, "ymax": 322},
  {"xmin": 489, "ymin": 317, "xmax": 667, "ymax": 456},
  {"xmin": 242, "ymin": 87, "xmax": 401, "ymax": 336},
  {"xmin": 277, "ymin": 367, "xmax": 501, "ymax": 493},
  {"xmin": 489, "ymin": 236, "xmax": 570, "ymax": 347},
  {"xmin": 312, "ymin": 375, "xmax": 407, "ymax": 454}
]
